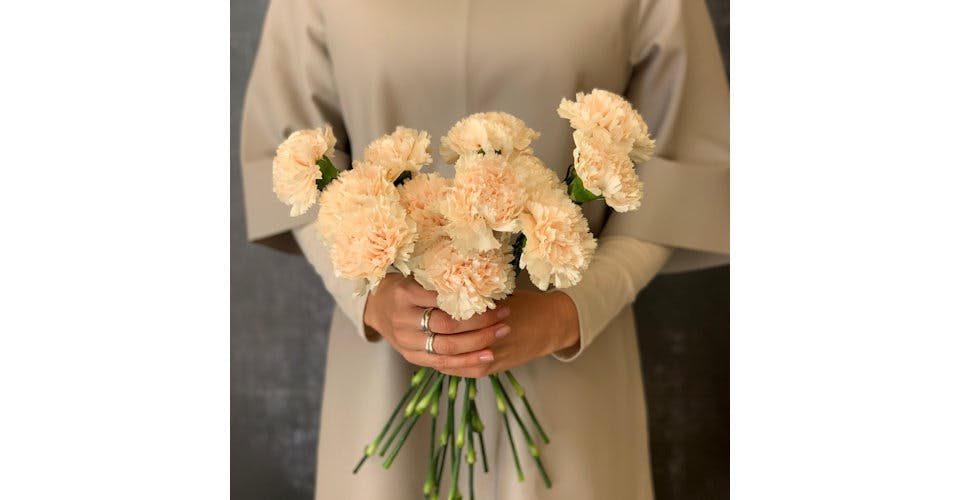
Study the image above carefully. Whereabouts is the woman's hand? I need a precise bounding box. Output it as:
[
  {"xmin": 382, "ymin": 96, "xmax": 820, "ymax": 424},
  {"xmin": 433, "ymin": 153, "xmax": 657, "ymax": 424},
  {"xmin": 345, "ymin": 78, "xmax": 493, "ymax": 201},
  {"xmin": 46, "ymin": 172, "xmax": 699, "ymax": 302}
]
[
  {"xmin": 363, "ymin": 274, "xmax": 511, "ymax": 373},
  {"xmin": 441, "ymin": 290, "xmax": 581, "ymax": 378}
]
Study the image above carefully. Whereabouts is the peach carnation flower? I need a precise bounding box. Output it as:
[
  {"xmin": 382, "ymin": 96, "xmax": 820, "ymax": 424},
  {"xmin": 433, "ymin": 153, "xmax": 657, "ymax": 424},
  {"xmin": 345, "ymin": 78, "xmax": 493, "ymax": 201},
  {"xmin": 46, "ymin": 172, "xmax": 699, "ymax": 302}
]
[
  {"xmin": 413, "ymin": 236, "xmax": 516, "ymax": 320},
  {"xmin": 315, "ymin": 162, "xmax": 397, "ymax": 242},
  {"xmin": 272, "ymin": 126, "xmax": 337, "ymax": 216},
  {"xmin": 518, "ymin": 197, "xmax": 598, "ymax": 290},
  {"xmin": 326, "ymin": 195, "xmax": 418, "ymax": 295},
  {"xmin": 397, "ymin": 172, "xmax": 452, "ymax": 252},
  {"xmin": 557, "ymin": 88, "xmax": 655, "ymax": 161},
  {"xmin": 573, "ymin": 130, "xmax": 644, "ymax": 212},
  {"xmin": 439, "ymin": 112, "xmax": 540, "ymax": 164},
  {"xmin": 512, "ymin": 154, "xmax": 565, "ymax": 201},
  {"xmin": 361, "ymin": 126, "xmax": 433, "ymax": 183},
  {"xmin": 440, "ymin": 155, "xmax": 528, "ymax": 252}
]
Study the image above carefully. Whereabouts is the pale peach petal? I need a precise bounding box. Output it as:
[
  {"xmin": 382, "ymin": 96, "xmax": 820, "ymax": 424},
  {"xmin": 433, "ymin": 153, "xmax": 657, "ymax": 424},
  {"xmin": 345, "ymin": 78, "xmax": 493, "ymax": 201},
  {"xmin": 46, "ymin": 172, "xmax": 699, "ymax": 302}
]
[
  {"xmin": 439, "ymin": 112, "xmax": 540, "ymax": 164},
  {"xmin": 397, "ymin": 172, "xmax": 452, "ymax": 254},
  {"xmin": 272, "ymin": 126, "xmax": 337, "ymax": 216},
  {"xmin": 438, "ymin": 155, "xmax": 528, "ymax": 252},
  {"xmin": 572, "ymin": 130, "xmax": 643, "ymax": 212},
  {"xmin": 413, "ymin": 236, "xmax": 515, "ymax": 320},
  {"xmin": 518, "ymin": 197, "xmax": 597, "ymax": 290},
  {"xmin": 362, "ymin": 126, "xmax": 433, "ymax": 182}
]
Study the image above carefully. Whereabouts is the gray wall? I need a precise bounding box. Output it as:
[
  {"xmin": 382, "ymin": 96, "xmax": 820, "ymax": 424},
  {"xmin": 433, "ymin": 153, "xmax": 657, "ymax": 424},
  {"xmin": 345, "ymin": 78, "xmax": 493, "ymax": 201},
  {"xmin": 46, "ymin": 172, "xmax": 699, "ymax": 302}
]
[{"xmin": 231, "ymin": 2, "xmax": 729, "ymax": 499}]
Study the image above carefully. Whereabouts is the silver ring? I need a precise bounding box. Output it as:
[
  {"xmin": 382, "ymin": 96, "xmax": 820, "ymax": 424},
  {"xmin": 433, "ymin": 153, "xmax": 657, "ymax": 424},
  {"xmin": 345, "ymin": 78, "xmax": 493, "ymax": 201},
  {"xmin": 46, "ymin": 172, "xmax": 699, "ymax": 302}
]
[
  {"xmin": 425, "ymin": 332, "xmax": 437, "ymax": 355},
  {"xmin": 420, "ymin": 307, "xmax": 435, "ymax": 334}
]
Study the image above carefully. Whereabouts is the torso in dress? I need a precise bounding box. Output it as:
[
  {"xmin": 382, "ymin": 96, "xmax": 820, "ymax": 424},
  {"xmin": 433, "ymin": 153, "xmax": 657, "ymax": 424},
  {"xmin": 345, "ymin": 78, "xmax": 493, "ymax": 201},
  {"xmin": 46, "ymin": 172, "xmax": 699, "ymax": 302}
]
[{"xmin": 321, "ymin": 0, "xmax": 640, "ymax": 213}]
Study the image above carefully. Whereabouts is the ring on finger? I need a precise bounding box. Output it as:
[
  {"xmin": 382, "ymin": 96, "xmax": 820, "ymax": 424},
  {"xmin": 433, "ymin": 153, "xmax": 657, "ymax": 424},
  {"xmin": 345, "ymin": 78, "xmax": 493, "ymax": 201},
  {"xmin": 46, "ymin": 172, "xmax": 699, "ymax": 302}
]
[
  {"xmin": 420, "ymin": 307, "xmax": 436, "ymax": 334},
  {"xmin": 425, "ymin": 331, "xmax": 437, "ymax": 355}
]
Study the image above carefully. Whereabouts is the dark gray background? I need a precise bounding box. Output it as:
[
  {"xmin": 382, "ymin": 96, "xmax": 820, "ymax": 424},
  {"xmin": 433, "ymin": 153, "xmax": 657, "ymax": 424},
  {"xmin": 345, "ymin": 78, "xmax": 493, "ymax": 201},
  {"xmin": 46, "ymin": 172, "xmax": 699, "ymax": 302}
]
[{"xmin": 231, "ymin": 2, "xmax": 729, "ymax": 499}]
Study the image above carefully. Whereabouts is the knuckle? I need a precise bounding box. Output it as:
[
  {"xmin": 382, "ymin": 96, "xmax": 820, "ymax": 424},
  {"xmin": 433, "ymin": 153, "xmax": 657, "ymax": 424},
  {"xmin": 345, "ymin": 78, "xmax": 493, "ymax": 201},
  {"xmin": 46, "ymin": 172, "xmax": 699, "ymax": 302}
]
[
  {"xmin": 434, "ymin": 316, "xmax": 453, "ymax": 333},
  {"xmin": 433, "ymin": 338, "xmax": 449, "ymax": 356},
  {"xmin": 434, "ymin": 355, "xmax": 451, "ymax": 371},
  {"xmin": 483, "ymin": 328, "xmax": 498, "ymax": 345},
  {"xmin": 394, "ymin": 284, "xmax": 410, "ymax": 302}
]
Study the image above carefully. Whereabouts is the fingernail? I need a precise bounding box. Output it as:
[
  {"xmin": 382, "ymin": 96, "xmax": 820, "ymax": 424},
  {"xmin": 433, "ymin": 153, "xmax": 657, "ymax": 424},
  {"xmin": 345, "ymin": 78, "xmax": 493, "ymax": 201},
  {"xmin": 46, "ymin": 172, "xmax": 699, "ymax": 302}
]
[
  {"xmin": 479, "ymin": 352, "xmax": 494, "ymax": 363},
  {"xmin": 497, "ymin": 307, "xmax": 511, "ymax": 319},
  {"xmin": 495, "ymin": 325, "xmax": 511, "ymax": 338}
]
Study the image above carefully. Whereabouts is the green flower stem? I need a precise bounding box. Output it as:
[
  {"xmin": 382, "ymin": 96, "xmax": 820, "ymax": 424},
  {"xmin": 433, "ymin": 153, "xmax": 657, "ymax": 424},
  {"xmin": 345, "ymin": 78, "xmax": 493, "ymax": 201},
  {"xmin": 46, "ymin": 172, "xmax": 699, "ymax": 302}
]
[
  {"xmin": 492, "ymin": 375, "xmax": 551, "ymax": 488},
  {"xmin": 467, "ymin": 378, "xmax": 477, "ymax": 401},
  {"xmin": 386, "ymin": 371, "xmax": 442, "ymax": 470},
  {"xmin": 448, "ymin": 438, "xmax": 462, "ymax": 500},
  {"xmin": 436, "ymin": 376, "xmax": 458, "ymax": 480},
  {"xmin": 469, "ymin": 401, "xmax": 489, "ymax": 473},
  {"xmin": 489, "ymin": 375, "xmax": 523, "ymax": 482},
  {"xmin": 466, "ymin": 417, "xmax": 476, "ymax": 500},
  {"xmin": 383, "ymin": 407, "xmax": 423, "ymax": 469},
  {"xmin": 406, "ymin": 371, "xmax": 438, "ymax": 417},
  {"xmin": 466, "ymin": 416, "xmax": 476, "ymax": 466},
  {"xmin": 505, "ymin": 370, "xmax": 550, "ymax": 444},
  {"xmin": 423, "ymin": 376, "xmax": 445, "ymax": 498},
  {"xmin": 501, "ymin": 412, "xmax": 523, "ymax": 483},
  {"xmin": 423, "ymin": 413, "xmax": 437, "ymax": 497},
  {"xmin": 353, "ymin": 367, "xmax": 429, "ymax": 473},
  {"xmin": 449, "ymin": 379, "xmax": 472, "ymax": 500},
  {"xmin": 381, "ymin": 370, "xmax": 435, "ymax": 457},
  {"xmin": 456, "ymin": 380, "xmax": 471, "ymax": 448},
  {"xmin": 468, "ymin": 455, "xmax": 476, "ymax": 500},
  {"xmin": 434, "ymin": 444, "xmax": 447, "ymax": 488},
  {"xmin": 416, "ymin": 374, "xmax": 444, "ymax": 415}
]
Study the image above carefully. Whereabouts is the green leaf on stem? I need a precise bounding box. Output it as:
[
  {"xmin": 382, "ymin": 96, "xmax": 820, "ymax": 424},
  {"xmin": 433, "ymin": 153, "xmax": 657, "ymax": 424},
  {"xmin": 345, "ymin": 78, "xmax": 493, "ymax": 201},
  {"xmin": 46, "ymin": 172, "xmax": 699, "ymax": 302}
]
[
  {"xmin": 315, "ymin": 155, "xmax": 339, "ymax": 191},
  {"xmin": 564, "ymin": 165, "xmax": 601, "ymax": 203}
]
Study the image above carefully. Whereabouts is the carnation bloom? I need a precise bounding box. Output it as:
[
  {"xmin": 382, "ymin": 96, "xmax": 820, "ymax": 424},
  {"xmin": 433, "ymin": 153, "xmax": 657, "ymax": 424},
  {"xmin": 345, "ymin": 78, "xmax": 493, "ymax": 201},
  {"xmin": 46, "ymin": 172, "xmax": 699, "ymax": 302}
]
[
  {"xmin": 272, "ymin": 126, "xmax": 337, "ymax": 216},
  {"xmin": 573, "ymin": 130, "xmax": 644, "ymax": 212},
  {"xmin": 361, "ymin": 126, "xmax": 433, "ymax": 182},
  {"xmin": 413, "ymin": 236, "xmax": 516, "ymax": 320},
  {"xmin": 397, "ymin": 172, "xmax": 452, "ymax": 252},
  {"xmin": 518, "ymin": 197, "xmax": 598, "ymax": 290},
  {"xmin": 440, "ymin": 155, "xmax": 528, "ymax": 252},
  {"xmin": 557, "ymin": 88, "xmax": 655, "ymax": 162},
  {"xmin": 315, "ymin": 162, "xmax": 396, "ymax": 241},
  {"xmin": 327, "ymin": 196, "xmax": 418, "ymax": 295},
  {"xmin": 512, "ymin": 154, "xmax": 564, "ymax": 201},
  {"xmin": 439, "ymin": 112, "xmax": 540, "ymax": 164}
]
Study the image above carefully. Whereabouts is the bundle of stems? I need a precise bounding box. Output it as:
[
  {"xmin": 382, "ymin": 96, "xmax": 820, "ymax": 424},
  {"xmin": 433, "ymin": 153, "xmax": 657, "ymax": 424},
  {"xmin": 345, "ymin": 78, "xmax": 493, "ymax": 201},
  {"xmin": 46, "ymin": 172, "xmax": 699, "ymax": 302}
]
[{"xmin": 353, "ymin": 367, "xmax": 551, "ymax": 498}]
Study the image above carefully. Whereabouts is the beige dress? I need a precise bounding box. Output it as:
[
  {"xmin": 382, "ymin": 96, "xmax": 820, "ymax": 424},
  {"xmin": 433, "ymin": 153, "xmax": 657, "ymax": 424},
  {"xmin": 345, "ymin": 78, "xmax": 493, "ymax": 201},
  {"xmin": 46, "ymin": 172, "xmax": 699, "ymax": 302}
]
[{"xmin": 240, "ymin": 0, "xmax": 729, "ymax": 498}]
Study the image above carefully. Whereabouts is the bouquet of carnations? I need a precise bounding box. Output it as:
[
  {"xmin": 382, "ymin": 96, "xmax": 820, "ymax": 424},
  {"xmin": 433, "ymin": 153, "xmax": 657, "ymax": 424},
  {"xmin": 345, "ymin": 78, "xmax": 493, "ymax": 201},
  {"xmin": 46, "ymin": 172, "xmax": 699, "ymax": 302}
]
[{"xmin": 272, "ymin": 89, "xmax": 654, "ymax": 499}]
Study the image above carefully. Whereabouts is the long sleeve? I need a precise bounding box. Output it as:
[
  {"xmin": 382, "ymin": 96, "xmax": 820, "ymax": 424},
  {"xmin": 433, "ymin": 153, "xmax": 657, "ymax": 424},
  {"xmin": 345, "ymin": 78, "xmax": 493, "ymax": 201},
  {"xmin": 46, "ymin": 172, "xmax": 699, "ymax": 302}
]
[
  {"xmin": 607, "ymin": 0, "xmax": 730, "ymax": 271},
  {"xmin": 241, "ymin": 0, "xmax": 375, "ymax": 339},
  {"xmin": 551, "ymin": 237, "xmax": 671, "ymax": 361},
  {"xmin": 552, "ymin": 0, "xmax": 729, "ymax": 361},
  {"xmin": 240, "ymin": 0, "xmax": 351, "ymax": 251},
  {"xmin": 293, "ymin": 223, "xmax": 380, "ymax": 342}
]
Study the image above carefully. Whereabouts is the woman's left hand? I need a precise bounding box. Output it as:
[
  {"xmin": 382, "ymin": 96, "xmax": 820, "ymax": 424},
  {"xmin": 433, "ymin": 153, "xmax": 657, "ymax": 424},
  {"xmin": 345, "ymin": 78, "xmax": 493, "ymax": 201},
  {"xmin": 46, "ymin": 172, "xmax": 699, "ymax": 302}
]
[{"xmin": 436, "ymin": 290, "xmax": 580, "ymax": 378}]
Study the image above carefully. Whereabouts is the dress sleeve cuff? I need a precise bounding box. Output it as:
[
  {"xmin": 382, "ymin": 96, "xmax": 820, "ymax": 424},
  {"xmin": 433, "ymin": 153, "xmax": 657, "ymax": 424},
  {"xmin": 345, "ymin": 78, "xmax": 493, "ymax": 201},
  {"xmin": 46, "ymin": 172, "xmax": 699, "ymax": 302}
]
[
  {"xmin": 549, "ymin": 287, "xmax": 594, "ymax": 362},
  {"xmin": 548, "ymin": 236, "xmax": 672, "ymax": 362}
]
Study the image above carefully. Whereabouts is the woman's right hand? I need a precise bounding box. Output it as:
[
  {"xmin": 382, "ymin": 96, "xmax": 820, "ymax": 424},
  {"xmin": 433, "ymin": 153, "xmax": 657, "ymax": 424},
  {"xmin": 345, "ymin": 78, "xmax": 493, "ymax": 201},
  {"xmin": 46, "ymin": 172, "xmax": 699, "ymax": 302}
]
[{"xmin": 362, "ymin": 274, "xmax": 511, "ymax": 375}]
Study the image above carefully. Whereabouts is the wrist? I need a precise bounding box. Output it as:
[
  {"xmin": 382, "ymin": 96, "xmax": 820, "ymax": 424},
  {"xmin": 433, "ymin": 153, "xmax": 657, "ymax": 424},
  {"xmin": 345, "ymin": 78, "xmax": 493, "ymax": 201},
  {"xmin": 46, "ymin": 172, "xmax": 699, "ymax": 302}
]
[
  {"xmin": 552, "ymin": 291, "xmax": 581, "ymax": 353},
  {"xmin": 360, "ymin": 292, "xmax": 382, "ymax": 341},
  {"xmin": 363, "ymin": 274, "xmax": 402, "ymax": 341}
]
